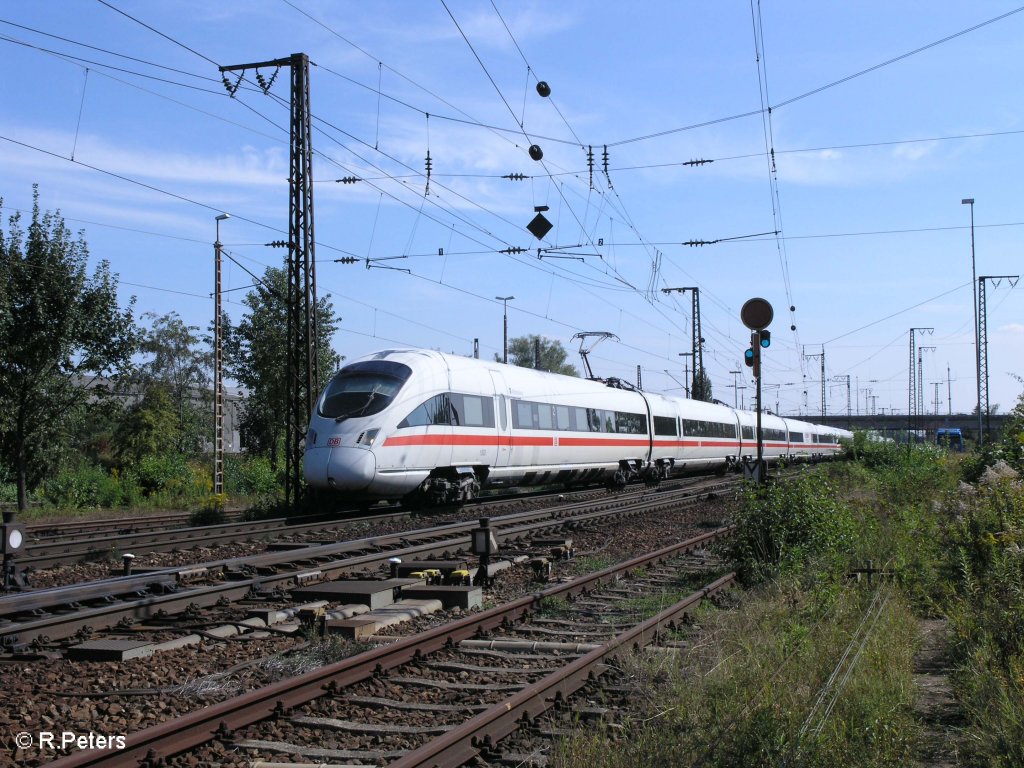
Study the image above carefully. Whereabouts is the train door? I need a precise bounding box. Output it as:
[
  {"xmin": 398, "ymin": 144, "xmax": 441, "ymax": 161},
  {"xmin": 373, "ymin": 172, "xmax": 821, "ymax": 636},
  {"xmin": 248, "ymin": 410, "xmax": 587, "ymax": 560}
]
[
  {"xmin": 444, "ymin": 366, "xmax": 498, "ymax": 472},
  {"xmin": 489, "ymin": 370, "xmax": 511, "ymax": 469}
]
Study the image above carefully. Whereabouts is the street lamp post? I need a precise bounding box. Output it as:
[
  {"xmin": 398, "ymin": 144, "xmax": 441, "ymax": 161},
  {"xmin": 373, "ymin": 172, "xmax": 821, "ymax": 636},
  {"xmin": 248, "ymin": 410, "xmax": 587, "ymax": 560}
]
[
  {"xmin": 678, "ymin": 353, "xmax": 693, "ymax": 398},
  {"xmin": 496, "ymin": 296, "xmax": 514, "ymax": 364},
  {"xmin": 214, "ymin": 213, "xmax": 230, "ymax": 496},
  {"xmin": 962, "ymin": 198, "xmax": 982, "ymax": 443}
]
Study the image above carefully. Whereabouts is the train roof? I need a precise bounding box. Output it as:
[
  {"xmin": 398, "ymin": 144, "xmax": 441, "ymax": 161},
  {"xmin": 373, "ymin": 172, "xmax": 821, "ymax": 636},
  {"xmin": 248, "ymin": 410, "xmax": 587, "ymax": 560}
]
[{"xmin": 340, "ymin": 349, "xmax": 850, "ymax": 437}]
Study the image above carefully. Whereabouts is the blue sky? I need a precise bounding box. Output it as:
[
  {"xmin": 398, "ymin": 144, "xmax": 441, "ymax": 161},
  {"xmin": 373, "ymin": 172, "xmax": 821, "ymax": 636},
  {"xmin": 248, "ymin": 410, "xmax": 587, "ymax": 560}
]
[{"xmin": 2, "ymin": 1, "xmax": 1022, "ymax": 418}]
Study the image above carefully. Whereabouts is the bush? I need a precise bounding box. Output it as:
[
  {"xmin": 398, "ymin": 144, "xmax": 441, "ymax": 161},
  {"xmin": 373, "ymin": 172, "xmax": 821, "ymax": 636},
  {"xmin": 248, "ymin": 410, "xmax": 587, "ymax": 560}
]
[
  {"xmin": 190, "ymin": 493, "xmax": 227, "ymax": 526},
  {"xmin": 134, "ymin": 453, "xmax": 207, "ymax": 499},
  {"xmin": 725, "ymin": 472, "xmax": 854, "ymax": 584},
  {"xmin": 961, "ymin": 388, "xmax": 1024, "ymax": 482},
  {"xmin": 241, "ymin": 493, "xmax": 288, "ymax": 521},
  {"xmin": 940, "ymin": 458, "xmax": 1024, "ymax": 764},
  {"xmin": 0, "ymin": 482, "xmax": 17, "ymax": 505},
  {"xmin": 224, "ymin": 454, "xmax": 280, "ymax": 497},
  {"xmin": 40, "ymin": 464, "xmax": 139, "ymax": 508}
]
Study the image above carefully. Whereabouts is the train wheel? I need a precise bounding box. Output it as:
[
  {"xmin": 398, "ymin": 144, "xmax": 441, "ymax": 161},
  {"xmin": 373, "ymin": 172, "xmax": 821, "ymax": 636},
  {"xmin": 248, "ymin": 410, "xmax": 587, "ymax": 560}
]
[{"xmin": 606, "ymin": 469, "xmax": 628, "ymax": 491}]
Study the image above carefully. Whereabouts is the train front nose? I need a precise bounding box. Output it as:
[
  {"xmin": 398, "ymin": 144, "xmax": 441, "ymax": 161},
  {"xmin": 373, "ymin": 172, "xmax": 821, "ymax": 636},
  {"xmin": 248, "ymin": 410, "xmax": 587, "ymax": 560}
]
[{"xmin": 304, "ymin": 445, "xmax": 376, "ymax": 491}]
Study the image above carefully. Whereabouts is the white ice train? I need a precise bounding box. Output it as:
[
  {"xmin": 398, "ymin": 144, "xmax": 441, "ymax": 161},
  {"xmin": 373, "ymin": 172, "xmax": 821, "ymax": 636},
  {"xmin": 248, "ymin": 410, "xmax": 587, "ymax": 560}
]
[{"xmin": 304, "ymin": 349, "xmax": 852, "ymax": 505}]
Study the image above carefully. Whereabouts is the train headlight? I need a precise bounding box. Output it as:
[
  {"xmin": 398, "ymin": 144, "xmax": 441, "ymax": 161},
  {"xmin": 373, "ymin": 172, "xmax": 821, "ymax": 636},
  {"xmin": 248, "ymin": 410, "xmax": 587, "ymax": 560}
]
[{"xmin": 357, "ymin": 428, "xmax": 380, "ymax": 446}]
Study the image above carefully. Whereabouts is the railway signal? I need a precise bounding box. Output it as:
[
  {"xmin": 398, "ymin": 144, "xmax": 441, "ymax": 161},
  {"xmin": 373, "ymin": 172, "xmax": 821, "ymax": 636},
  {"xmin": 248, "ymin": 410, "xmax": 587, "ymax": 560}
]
[
  {"xmin": 2, "ymin": 511, "xmax": 26, "ymax": 589},
  {"xmin": 740, "ymin": 298, "xmax": 774, "ymax": 483}
]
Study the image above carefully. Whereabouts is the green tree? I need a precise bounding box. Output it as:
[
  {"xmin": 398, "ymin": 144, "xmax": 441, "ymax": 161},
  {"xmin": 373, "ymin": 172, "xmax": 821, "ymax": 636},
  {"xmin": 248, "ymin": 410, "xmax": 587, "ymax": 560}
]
[
  {"xmin": 133, "ymin": 311, "xmax": 211, "ymax": 454},
  {"xmin": 0, "ymin": 188, "xmax": 137, "ymax": 511},
  {"xmin": 112, "ymin": 385, "xmax": 181, "ymax": 463},
  {"xmin": 499, "ymin": 335, "xmax": 578, "ymax": 376},
  {"xmin": 224, "ymin": 265, "xmax": 341, "ymax": 468},
  {"xmin": 692, "ymin": 367, "xmax": 713, "ymax": 402}
]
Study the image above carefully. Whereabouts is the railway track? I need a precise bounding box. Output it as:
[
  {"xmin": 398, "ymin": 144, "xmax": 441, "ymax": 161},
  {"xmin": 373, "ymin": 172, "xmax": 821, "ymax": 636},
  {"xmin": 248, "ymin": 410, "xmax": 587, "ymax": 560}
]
[
  {"xmin": 24, "ymin": 508, "xmax": 246, "ymax": 541},
  {"xmin": 16, "ymin": 476, "xmax": 724, "ymax": 572},
  {"xmin": 18, "ymin": 509, "xmax": 405, "ymax": 572},
  {"xmin": 43, "ymin": 527, "xmax": 736, "ymax": 767},
  {"xmin": 0, "ymin": 479, "xmax": 735, "ymax": 650}
]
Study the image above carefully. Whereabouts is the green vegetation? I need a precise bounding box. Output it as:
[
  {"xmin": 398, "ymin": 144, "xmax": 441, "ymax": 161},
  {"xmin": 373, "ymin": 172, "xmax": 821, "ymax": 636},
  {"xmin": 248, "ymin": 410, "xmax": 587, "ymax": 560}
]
[
  {"xmin": 0, "ymin": 187, "xmax": 137, "ymax": 511},
  {"xmin": 223, "ymin": 265, "xmax": 341, "ymax": 469},
  {"xmin": 725, "ymin": 471, "xmax": 855, "ymax": 584},
  {"xmin": 499, "ymin": 335, "xmax": 579, "ymax": 376},
  {"xmin": 555, "ymin": 586, "xmax": 918, "ymax": 768},
  {"xmin": 535, "ymin": 596, "xmax": 577, "ymax": 620},
  {"xmin": 942, "ymin": 389, "xmax": 1024, "ymax": 766},
  {"xmin": 0, "ymin": 186, "xmax": 344, "ymax": 519},
  {"xmin": 556, "ymin": 391, "xmax": 1024, "ymax": 768},
  {"xmin": 4, "ymin": 453, "xmax": 284, "ymax": 521},
  {"xmin": 564, "ymin": 554, "xmax": 620, "ymax": 579}
]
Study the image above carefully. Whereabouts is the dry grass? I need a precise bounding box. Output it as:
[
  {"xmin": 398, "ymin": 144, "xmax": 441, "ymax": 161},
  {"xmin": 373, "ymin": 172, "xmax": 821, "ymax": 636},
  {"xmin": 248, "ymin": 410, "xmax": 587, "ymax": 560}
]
[{"xmin": 553, "ymin": 578, "xmax": 920, "ymax": 768}]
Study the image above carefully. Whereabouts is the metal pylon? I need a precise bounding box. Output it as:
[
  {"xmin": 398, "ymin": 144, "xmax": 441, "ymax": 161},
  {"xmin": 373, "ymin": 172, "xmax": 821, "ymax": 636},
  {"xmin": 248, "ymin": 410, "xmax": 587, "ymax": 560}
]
[
  {"xmin": 908, "ymin": 328, "xmax": 932, "ymax": 438},
  {"xmin": 221, "ymin": 53, "xmax": 318, "ymax": 509},
  {"xmin": 978, "ymin": 274, "xmax": 1020, "ymax": 441}
]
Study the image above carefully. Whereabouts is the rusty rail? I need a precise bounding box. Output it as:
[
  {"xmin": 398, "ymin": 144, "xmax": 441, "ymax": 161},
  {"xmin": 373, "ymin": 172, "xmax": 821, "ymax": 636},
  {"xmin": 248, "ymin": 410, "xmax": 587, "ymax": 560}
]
[{"xmin": 47, "ymin": 525, "xmax": 735, "ymax": 767}]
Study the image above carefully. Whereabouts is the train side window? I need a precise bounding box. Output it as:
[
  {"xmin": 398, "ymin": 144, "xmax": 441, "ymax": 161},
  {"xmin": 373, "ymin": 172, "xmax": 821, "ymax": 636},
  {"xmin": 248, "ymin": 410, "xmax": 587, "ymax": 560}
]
[
  {"xmin": 654, "ymin": 416, "xmax": 677, "ymax": 436},
  {"xmin": 454, "ymin": 394, "xmax": 494, "ymax": 428},
  {"xmin": 537, "ymin": 404, "xmax": 553, "ymax": 430},
  {"xmin": 513, "ymin": 400, "xmax": 532, "ymax": 429},
  {"xmin": 398, "ymin": 394, "xmax": 451, "ymax": 428},
  {"xmin": 616, "ymin": 412, "xmax": 647, "ymax": 434},
  {"xmin": 742, "ymin": 426, "xmax": 754, "ymax": 440},
  {"xmin": 555, "ymin": 405, "xmax": 572, "ymax": 431},
  {"xmin": 790, "ymin": 432, "xmax": 804, "ymax": 443},
  {"xmin": 498, "ymin": 395, "xmax": 508, "ymax": 430},
  {"xmin": 572, "ymin": 407, "xmax": 586, "ymax": 431}
]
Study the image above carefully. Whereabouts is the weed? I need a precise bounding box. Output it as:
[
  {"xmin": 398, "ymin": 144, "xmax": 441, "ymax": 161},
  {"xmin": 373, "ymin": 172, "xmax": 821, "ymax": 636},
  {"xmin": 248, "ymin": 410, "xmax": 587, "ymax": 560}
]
[
  {"xmin": 189, "ymin": 493, "xmax": 227, "ymax": 526},
  {"xmin": 535, "ymin": 596, "xmax": 577, "ymax": 619},
  {"xmin": 724, "ymin": 471, "xmax": 854, "ymax": 584},
  {"xmin": 261, "ymin": 636, "xmax": 371, "ymax": 679}
]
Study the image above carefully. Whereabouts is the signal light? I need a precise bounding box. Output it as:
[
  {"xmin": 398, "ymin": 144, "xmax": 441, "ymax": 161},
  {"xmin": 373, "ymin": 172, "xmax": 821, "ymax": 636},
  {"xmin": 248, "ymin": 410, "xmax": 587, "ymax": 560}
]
[
  {"xmin": 759, "ymin": 330, "xmax": 771, "ymax": 348},
  {"xmin": 744, "ymin": 348, "xmax": 754, "ymax": 367}
]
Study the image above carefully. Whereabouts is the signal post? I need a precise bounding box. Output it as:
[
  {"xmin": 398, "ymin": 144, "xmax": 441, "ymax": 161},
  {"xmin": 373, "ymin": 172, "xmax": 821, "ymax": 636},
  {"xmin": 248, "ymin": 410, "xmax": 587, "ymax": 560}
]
[{"xmin": 741, "ymin": 298, "xmax": 774, "ymax": 483}]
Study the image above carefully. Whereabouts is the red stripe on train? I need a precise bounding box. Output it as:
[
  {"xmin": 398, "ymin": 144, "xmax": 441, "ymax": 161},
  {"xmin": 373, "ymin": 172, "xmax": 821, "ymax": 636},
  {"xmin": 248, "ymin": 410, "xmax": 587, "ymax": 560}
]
[
  {"xmin": 384, "ymin": 434, "xmax": 552, "ymax": 447},
  {"xmin": 381, "ymin": 434, "xmax": 840, "ymax": 450}
]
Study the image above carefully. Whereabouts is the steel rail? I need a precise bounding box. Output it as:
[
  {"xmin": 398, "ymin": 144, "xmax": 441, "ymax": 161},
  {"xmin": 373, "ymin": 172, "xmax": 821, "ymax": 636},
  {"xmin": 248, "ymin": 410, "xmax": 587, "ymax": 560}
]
[
  {"xmin": 1, "ymin": 491, "xmax": 723, "ymax": 647},
  {"xmin": 46, "ymin": 526, "xmax": 736, "ymax": 767},
  {"xmin": 7, "ymin": 478, "xmax": 728, "ymax": 615},
  {"xmin": 25, "ymin": 510, "xmax": 241, "ymax": 539},
  {"xmin": 18, "ymin": 477, "xmax": 729, "ymax": 571},
  {"xmin": 391, "ymin": 571, "xmax": 737, "ymax": 768}
]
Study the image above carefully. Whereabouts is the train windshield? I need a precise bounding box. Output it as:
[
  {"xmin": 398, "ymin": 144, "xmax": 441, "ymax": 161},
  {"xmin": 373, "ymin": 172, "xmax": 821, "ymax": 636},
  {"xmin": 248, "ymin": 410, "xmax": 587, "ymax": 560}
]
[{"xmin": 319, "ymin": 360, "xmax": 413, "ymax": 421}]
